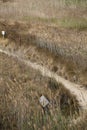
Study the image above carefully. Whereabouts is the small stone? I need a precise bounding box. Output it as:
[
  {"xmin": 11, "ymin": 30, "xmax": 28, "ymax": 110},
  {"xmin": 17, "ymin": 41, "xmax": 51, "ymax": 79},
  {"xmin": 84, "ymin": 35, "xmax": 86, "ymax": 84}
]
[{"xmin": 39, "ymin": 95, "xmax": 49, "ymax": 108}]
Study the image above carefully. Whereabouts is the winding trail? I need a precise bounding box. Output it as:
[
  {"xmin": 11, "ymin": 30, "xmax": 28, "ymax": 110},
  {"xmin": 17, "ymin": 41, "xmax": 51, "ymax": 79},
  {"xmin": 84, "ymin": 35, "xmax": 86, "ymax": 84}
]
[{"xmin": 0, "ymin": 48, "xmax": 87, "ymax": 110}]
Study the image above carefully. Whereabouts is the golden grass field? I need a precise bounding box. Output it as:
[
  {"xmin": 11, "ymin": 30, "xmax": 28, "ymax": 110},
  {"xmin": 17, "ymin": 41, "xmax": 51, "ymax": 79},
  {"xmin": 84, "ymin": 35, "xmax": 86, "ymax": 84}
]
[{"xmin": 0, "ymin": 0, "xmax": 87, "ymax": 130}]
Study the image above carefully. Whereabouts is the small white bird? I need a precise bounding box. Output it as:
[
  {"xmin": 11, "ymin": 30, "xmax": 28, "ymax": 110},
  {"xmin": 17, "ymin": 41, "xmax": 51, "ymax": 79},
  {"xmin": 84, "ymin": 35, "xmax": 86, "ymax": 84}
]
[{"xmin": 1, "ymin": 31, "xmax": 6, "ymax": 38}]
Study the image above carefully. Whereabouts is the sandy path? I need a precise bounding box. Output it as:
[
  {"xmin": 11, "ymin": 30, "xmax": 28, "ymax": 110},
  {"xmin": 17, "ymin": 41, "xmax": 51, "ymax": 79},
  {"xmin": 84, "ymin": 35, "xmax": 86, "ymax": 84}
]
[{"xmin": 0, "ymin": 48, "xmax": 87, "ymax": 110}]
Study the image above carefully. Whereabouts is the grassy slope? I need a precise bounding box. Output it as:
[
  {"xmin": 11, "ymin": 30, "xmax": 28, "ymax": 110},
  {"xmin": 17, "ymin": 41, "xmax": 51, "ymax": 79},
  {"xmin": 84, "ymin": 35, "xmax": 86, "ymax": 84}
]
[
  {"xmin": 0, "ymin": 52, "xmax": 81, "ymax": 130},
  {"xmin": 0, "ymin": 21, "xmax": 87, "ymax": 85},
  {"xmin": 0, "ymin": 0, "xmax": 87, "ymax": 129}
]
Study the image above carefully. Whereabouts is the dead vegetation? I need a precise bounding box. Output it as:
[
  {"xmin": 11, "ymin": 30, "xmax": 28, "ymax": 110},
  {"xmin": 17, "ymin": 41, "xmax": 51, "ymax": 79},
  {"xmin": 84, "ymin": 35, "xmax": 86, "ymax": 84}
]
[
  {"xmin": 0, "ymin": 53, "xmax": 81, "ymax": 130},
  {"xmin": 0, "ymin": 21, "xmax": 86, "ymax": 85},
  {"xmin": 0, "ymin": 0, "xmax": 87, "ymax": 20},
  {"xmin": 0, "ymin": 0, "xmax": 87, "ymax": 129}
]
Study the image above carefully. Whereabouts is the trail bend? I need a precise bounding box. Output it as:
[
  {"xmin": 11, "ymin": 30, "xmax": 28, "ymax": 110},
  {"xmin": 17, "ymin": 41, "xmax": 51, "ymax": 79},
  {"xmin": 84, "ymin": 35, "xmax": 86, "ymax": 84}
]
[{"xmin": 0, "ymin": 48, "xmax": 87, "ymax": 110}]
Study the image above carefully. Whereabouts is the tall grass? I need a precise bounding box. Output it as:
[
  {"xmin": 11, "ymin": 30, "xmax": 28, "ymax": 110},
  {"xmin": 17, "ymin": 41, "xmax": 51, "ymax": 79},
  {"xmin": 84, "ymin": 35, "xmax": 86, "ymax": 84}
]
[
  {"xmin": 0, "ymin": 74, "xmax": 80, "ymax": 130},
  {"xmin": 57, "ymin": 18, "xmax": 87, "ymax": 30},
  {"xmin": 65, "ymin": 0, "xmax": 87, "ymax": 6},
  {"xmin": 0, "ymin": 0, "xmax": 87, "ymax": 20},
  {"xmin": 26, "ymin": 17, "xmax": 87, "ymax": 30},
  {"xmin": 0, "ymin": 104, "xmax": 87, "ymax": 130},
  {"xmin": 0, "ymin": 20, "xmax": 86, "ymax": 69}
]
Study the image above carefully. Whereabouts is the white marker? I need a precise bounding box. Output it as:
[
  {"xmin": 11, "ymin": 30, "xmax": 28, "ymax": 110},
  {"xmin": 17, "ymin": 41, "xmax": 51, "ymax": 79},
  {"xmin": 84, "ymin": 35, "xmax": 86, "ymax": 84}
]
[
  {"xmin": 39, "ymin": 95, "xmax": 49, "ymax": 108},
  {"xmin": 1, "ymin": 31, "xmax": 6, "ymax": 38}
]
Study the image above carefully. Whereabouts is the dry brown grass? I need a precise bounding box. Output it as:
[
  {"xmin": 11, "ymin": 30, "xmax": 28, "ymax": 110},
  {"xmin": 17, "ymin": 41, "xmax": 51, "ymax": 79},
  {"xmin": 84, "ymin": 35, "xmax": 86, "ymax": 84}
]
[
  {"xmin": 0, "ymin": 1, "xmax": 87, "ymax": 129},
  {"xmin": 0, "ymin": 0, "xmax": 87, "ymax": 20},
  {"xmin": 0, "ymin": 51, "xmax": 81, "ymax": 130},
  {"xmin": 0, "ymin": 21, "xmax": 86, "ymax": 85}
]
